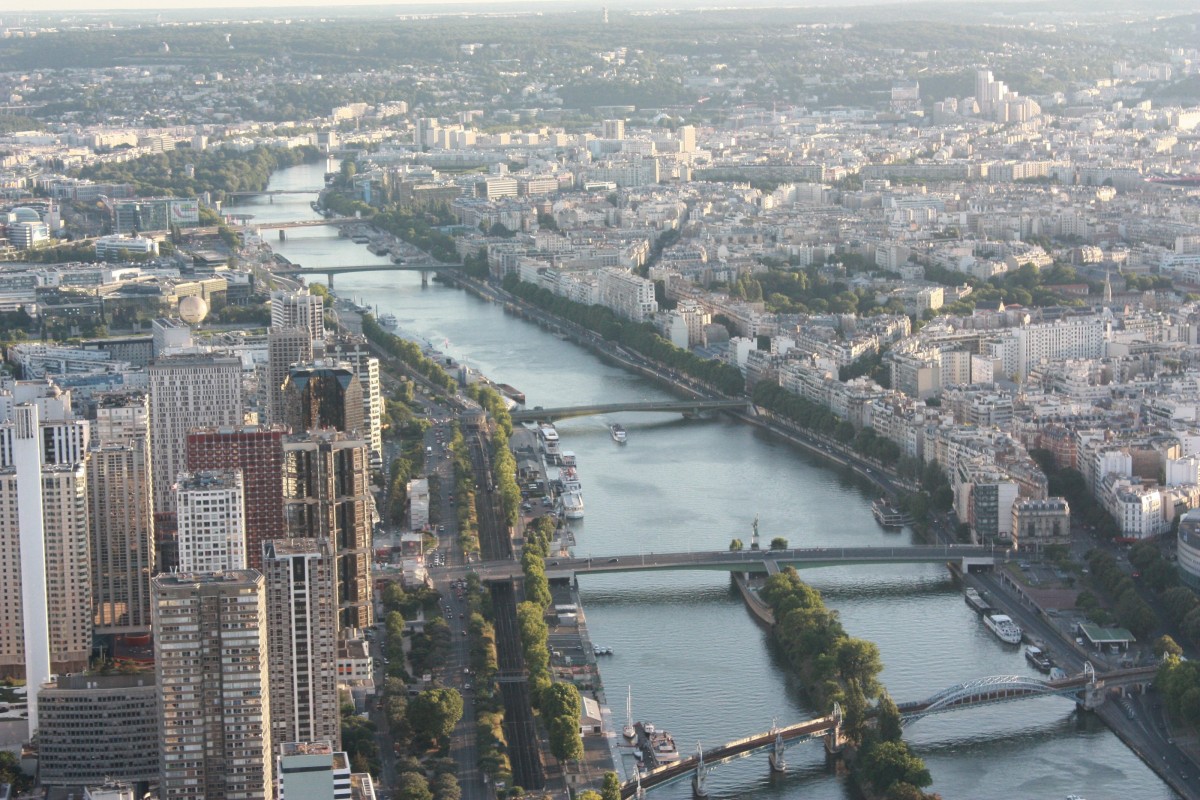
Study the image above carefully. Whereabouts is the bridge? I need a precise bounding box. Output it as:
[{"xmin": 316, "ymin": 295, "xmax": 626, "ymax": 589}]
[
  {"xmin": 249, "ymin": 217, "xmax": 360, "ymax": 230},
  {"xmin": 447, "ymin": 545, "xmax": 1001, "ymax": 583},
  {"xmin": 621, "ymin": 665, "xmax": 1157, "ymax": 798},
  {"xmin": 509, "ymin": 399, "xmax": 750, "ymax": 422},
  {"xmin": 224, "ymin": 189, "xmax": 323, "ymax": 197},
  {"xmin": 272, "ymin": 261, "xmax": 463, "ymax": 288}
]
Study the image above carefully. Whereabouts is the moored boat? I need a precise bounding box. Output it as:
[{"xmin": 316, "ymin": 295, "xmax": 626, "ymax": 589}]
[
  {"xmin": 984, "ymin": 613, "xmax": 1023, "ymax": 645},
  {"xmin": 1025, "ymin": 645, "xmax": 1053, "ymax": 673},
  {"xmin": 871, "ymin": 498, "xmax": 912, "ymax": 528},
  {"xmin": 610, "ymin": 423, "xmax": 627, "ymax": 443},
  {"xmin": 379, "ymin": 313, "xmax": 398, "ymax": 330},
  {"xmin": 561, "ymin": 491, "xmax": 584, "ymax": 519},
  {"xmin": 964, "ymin": 587, "xmax": 991, "ymax": 614}
]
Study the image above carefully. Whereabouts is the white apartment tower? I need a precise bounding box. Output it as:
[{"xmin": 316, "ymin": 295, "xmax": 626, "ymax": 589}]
[
  {"xmin": 176, "ymin": 470, "xmax": 247, "ymax": 573},
  {"xmin": 263, "ymin": 539, "xmax": 340, "ymax": 753},
  {"xmin": 149, "ymin": 355, "xmax": 243, "ymax": 513},
  {"xmin": 597, "ymin": 267, "xmax": 658, "ymax": 322},
  {"xmin": 271, "ymin": 289, "xmax": 325, "ymax": 345},
  {"xmin": 153, "ymin": 571, "xmax": 273, "ymax": 800},
  {"xmin": 0, "ymin": 390, "xmax": 93, "ymax": 734}
]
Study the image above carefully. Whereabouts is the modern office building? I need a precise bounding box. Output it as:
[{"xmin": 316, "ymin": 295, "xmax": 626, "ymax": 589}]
[
  {"xmin": 281, "ymin": 361, "xmax": 364, "ymax": 438},
  {"xmin": 271, "ymin": 289, "xmax": 324, "ymax": 344},
  {"xmin": 175, "ymin": 470, "xmax": 247, "ymax": 573},
  {"xmin": 322, "ymin": 335, "xmax": 383, "ymax": 465},
  {"xmin": 152, "ymin": 571, "xmax": 273, "ymax": 800},
  {"xmin": 186, "ymin": 425, "xmax": 288, "ymax": 573},
  {"xmin": 149, "ymin": 355, "xmax": 243, "ymax": 514},
  {"xmin": 277, "ymin": 741, "xmax": 351, "ymax": 800},
  {"xmin": 264, "ymin": 539, "xmax": 340, "ymax": 752},
  {"xmin": 268, "ymin": 328, "xmax": 314, "ymax": 426},
  {"xmin": 37, "ymin": 673, "xmax": 159, "ymax": 788},
  {"xmin": 283, "ymin": 432, "xmax": 373, "ymax": 630}
]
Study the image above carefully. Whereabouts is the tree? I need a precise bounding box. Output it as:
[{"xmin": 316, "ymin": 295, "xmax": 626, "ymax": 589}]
[
  {"xmin": 859, "ymin": 740, "xmax": 933, "ymax": 793},
  {"xmin": 601, "ymin": 772, "xmax": 622, "ymax": 800},
  {"xmin": 431, "ymin": 773, "xmax": 462, "ymax": 800},
  {"xmin": 549, "ymin": 713, "xmax": 584, "ymax": 763},
  {"xmin": 770, "ymin": 537, "xmax": 788, "ymax": 550},
  {"xmin": 408, "ymin": 687, "xmax": 464, "ymax": 746},
  {"xmin": 396, "ymin": 772, "xmax": 434, "ymax": 800},
  {"xmin": 1154, "ymin": 635, "xmax": 1183, "ymax": 660},
  {"xmin": 875, "ymin": 690, "xmax": 903, "ymax": 743},
  {"xmin": 729, "ymin": 538, "xmax": 744, "ymax": 551}
]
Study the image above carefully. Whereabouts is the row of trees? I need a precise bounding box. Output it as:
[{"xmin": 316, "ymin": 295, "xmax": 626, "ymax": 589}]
[
  {"xmin": 448, "ymin": 426, "xmax": 482, "ymax": 557},
  {"xmin": 753, "ymin": 382, "xmax": 903, "ymax": 465},
  {"xmin": 362, "ymin": 313, "xmax": 458, "ymax": 394},
  {"xmin": 468, "ymin": 384, "xmax": 521, "ymax": 528},
  {"xmin": 501, "ymin": 273, "xmax": 745, "ymax": 396},
  {"xmin": 1157, "ymin": 654, "xmax": 1200, "ymax": 733},
  {"xmin": 761, "ymin": 567, "xmax": 937, "ymax": 799},
  {"xmin": 458, "ymin": 573, "xmax": 514, "ymax": 786},
  {"xmin": 1080, "ymin": 551, "xmax": 1157, "ymax": 639}
]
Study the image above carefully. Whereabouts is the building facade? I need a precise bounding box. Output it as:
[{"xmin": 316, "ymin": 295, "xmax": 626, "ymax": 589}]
[
  {"xmin": 175, "ymin": 470, "xmax": 247, "ymax": 573},
  {"xmin": 281, "ymin": 361, "xmax": 365, "ymax": 439},
  {"xmin": 186, "ymin": 426, "xmax": 288, "ymax": 573},
  {"xmin": 152, "ymin": 571, "xmax": 273, "ymax": 800},
  {"xmin": 37, "ymin": 673, "xmax": 159, "ymax": 788},
  {"xmin": 1011, "ymin": 497, "xmax": 1071, "ymax": 552},
  {"xmin": 283, "ymin": 432, "xmax": 373, "ymax": 630},
  {"xmin": 264, "ymin": 539, "xmax": 340, "ymax": 753},
  {"xmin": 149, "ymin": 355, "xmax": 243, "ymax": 514}
]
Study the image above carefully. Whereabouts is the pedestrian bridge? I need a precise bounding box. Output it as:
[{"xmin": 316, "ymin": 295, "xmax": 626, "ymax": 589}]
[
  {"xmin": 621, "ymin": 665, "xmax": 1157, "ymax": 798},
  {"xmin": 509, "ymin": 399, "xmax": 749, "ymax": 422}
]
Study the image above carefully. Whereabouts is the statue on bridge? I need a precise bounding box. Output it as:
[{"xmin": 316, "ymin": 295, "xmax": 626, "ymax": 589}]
[{"xmin": 751, "ymin": 514, "xmax": 761, "ymax": 550}]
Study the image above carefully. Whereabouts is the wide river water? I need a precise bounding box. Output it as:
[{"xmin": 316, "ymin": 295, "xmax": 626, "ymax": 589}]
[{"xmin": 228, "ymin": 162, "xmax": 1176, "ymax": 800}]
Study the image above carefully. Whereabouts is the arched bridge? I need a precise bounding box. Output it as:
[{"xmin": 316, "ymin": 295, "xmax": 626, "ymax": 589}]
[
  {"xmin": 621, "ymin": 665, "xmax": 1157, "ymax": 798},
  {"xmin": 509, "ymin": 399, "xmax": 749, "ymax": 422}
]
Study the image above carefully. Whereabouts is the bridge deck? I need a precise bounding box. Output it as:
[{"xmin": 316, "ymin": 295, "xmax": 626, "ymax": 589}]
[{"xmin": 509, "ymin": 399, "xmax": 747, "ymax": 422}]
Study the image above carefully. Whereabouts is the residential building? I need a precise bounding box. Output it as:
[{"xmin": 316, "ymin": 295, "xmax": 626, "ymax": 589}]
[
  {"xmin": 268, "ymin": 328, "xmax": 314, "ymax": 427},
  {"xmin": 175, "ymin": 470, "xmax": 247, "ymax": 573},
  {"xmin": 271, "ymin": 289, "xmax": 324, "ymax": 344},
  {"xmin": 152, "ymin": 571, "xmax": 272, "ymax": 800},
  {"xmin": 149, "ymin": 355, "xmax": 243, "ymax": 514},
  {"xmin": 186, "ymin": 426, "xmax": 288, "ymax": 573},
  {"xmin": 1011, "ymin": 497, "xmax": 1071, "ymax": 552},
  {"xmin": 264, "ymin": 539, "xmax": 340, "ymax": 753},
  {"xmin": 1178, "ymin": 509, "xmax": 1200, "ymax": 591},
  {"xmin": 596, "ymin": 267, "xmax": 658, "ymax": 322}
]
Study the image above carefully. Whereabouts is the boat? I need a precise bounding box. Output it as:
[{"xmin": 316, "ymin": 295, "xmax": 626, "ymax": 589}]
[
  {"xmin": 560, "ymin": 467, "xmax": 582, "ymax": 492},
  {"xmin": 561, "ymin": 451, "xmax": 577, "ymax": 467},
  {"xmin": 539, "ymin": 424, "xmax": 561, "ymax": 456},
  {"xmin": 561, "ymin": 491, "xmax": 584, "ymax": 520},
  {"xmin": 637, "ymin": 722, "xmax": 680, "ymax": 766},
  {"xmin": 964, "ymin": 588, "xmax": 991, "ymax": 614},
  {"xmin": 379, "ymin": 313, "xmax": 398, "ymax": 330},
  {"xmin": 1025, "ymin": 645, "xmax": 1053, "ymax": 673},
  {"xmin": 871, "ymin": 498, "xmax": 912, "ymax": 529},
  {"xmin": 984, "ymin": 613, "xmax": 1023, "ymax": 645},
  {"xmin": 610, "ymin": 423, "xmax": 627, "ymax": 444},
  {"xmin": 623, "ymin": 688, "xmax": 636, "ymax": 741}
]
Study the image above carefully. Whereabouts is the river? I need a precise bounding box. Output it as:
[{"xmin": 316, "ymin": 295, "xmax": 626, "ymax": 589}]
[{"xmin": 227, "ymin": 162, "xmax": 1177, "ymax": 800}]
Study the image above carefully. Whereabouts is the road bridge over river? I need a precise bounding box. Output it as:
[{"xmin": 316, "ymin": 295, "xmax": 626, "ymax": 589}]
[
  {"xmin": 437, "ymin": 544, "xmax": 1001, "ymax": 583},
  {"xmin": 509, "ymin": 399, "xmax": 749, "ymax": 422}
]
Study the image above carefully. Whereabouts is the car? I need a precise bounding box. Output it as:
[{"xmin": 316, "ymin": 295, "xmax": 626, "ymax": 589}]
[
  {"xmin": 461, "ymin": 629, "xmax": 467, "ymax": 636},
  {"xmin": 459, "ymin": 612, "xmax": 464, "ymax": 619},
  {"xmin": 607, "ymin": 557, "xmax": 619, "ymax": 563}
]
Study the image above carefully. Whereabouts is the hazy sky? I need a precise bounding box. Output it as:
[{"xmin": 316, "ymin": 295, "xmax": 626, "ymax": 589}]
[{"xmin": 8, "ymin": 0, "xmax": 922, "ymax": 15}]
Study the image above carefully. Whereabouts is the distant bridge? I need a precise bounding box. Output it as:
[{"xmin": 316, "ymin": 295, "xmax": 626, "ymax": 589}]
[
  {"xmin": 441, "ymin": 544, "xmax": 1001, "ymax": 583},
  {"xmin": 249, "ymin": 217, "xmax": 360, "ymax": 230},
  {"xmin": 224, "ymin": 189, "xmax": 323, "ymax": 197},
  {"xmin": 509, "ymin": 399, "xmax": 749, "ymax": 422},
  {"xmin": 272, "ymin": 262, "xmax": 463, "ymax": 288},
  {"xmin": 622, "ymin": 665, "xmax": 1157, "ymax": 797}
]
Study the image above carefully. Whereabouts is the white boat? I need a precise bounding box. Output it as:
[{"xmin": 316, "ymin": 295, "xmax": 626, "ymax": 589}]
[
  {"xmin": 539, "ymin": 424, "xmax": 561, "ymax": 456},
  {"xmin": 561, "ymin": 491, "xmax": 584, "ymax": 519},
  {"xmin": 623, "ymin": 688, "xmax": 636, "ymax": 740},
  {"xmin": 610, "ymin": 423, "xmax": 627, "ymax": 444},
  {"xmin": 561, "ymin": 450, "xmax": 577, "ymax": 467},
  {"xmin": 984, "ymin": 613, "xmax": 1023, "ymax": 645},
  {"xmin": 560, "ymin": 466, "xmax": 582, "ymax": 492},
  {"xmin": 379, "ymin": 313, "xmax": 398, "ymax": 330}
]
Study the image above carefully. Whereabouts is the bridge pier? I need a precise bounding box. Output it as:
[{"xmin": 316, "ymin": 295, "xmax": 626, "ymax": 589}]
[
  {"xmin": 823, "ymin": 701, "xmax": 846, "ymax": 761},
  {"xmin": 768, "ymin": 729, "xmax": 786, "ymax": 772},
  {"xmin": 692, "ymin": 744, "xmax": 709, "ymax": 798},
  {"xmin": 421, "ymin": 270, "xmax": 429, "ymax": 287},
  {"xmin": 326, "ymin": 274, "xmax": 334, "ymax": 290},
  {"xmin": 279, "ymin": 229, "xmax": 286, "ymax": 241}
]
